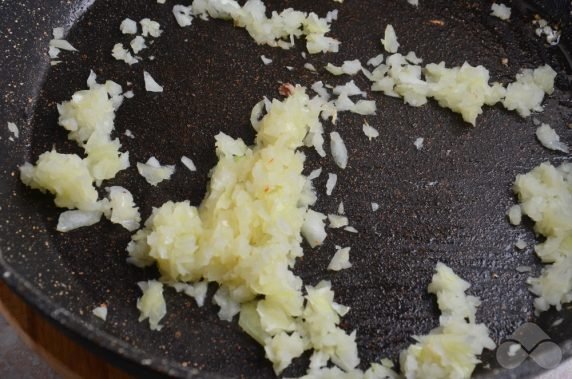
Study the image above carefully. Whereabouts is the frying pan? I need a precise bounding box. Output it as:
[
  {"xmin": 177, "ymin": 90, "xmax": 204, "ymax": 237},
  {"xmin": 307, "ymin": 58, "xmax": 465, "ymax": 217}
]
[{"xmin": 1, "ymin": 0, "xmax": 571, "ymax": 377}]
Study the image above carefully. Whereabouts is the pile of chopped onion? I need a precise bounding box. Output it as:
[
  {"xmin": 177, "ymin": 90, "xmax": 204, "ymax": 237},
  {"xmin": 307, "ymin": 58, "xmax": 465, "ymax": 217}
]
[
  {"xmin": 190, "ymin": 0, "xmax": 340, "ymax": 54},
  {"xmin": 512, "ymin": 162, "xmax": 572, "ymax": 313},
  {"xmin": 20, "ymin": 72, "xmax": 139, "ymax": 232},
  {"xmin": 400, "ymin": 263, "xmax": 496, "ymax": 378}
]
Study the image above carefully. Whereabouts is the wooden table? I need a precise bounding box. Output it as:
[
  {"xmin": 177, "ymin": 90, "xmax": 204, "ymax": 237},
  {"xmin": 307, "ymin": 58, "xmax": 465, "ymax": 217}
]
[{"xmin": 0, "ymin": 281, "xmax": 131, "ymax": 379}]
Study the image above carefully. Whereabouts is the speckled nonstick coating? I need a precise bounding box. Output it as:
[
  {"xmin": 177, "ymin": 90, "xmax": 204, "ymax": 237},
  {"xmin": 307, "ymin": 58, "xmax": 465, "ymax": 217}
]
[{"xmin": 1, "ymin": 0, "xmax": 571, "ymax": 378}]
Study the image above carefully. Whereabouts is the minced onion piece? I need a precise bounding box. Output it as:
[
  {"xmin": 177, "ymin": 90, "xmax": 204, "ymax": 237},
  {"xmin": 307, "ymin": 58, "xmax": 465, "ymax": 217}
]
[
  {"xmin": 7, "ymin": 122, "xmax": 19, "ymax": 138},
  {"xmin": 400, "ymin": 263, "xmax": 495, "ymax": 378},
  {"xmin": 173, "ymin": 4, "xmax": 193, "ymax": 27},
  {"xmin": 130, "ymin": 36, "xmax": 147, "ymax": 54},
  {"xmin": 304, "ymin": 63, "xmax": 317, "ymax": 71},
  {"xmin": 507, "ymin": 204, "xmax": 522, "ymax": 225},
  {"xmin": 367, "ymin": 54, "xmax": 384, "ymax": 67},
  {"xmin": 344, "ymin": 226, "xmax": 358, "ymax": 233},
  {"xmin": 381, "ymin": 25, "xmax": 399, "ymax": 53},
  {"xmin": 326, "ymin": 173, "xmax": 337, "ymax": 196},
  {"xmin": 143, "ymin": 71, "xmax": 164, "ymax": 92},
  {"xmin": 515, "ymin": 239, "xmax": 527, "ymax": 250},
  {"xmin": 328, "ymin": 214, "xmax": 349, "ymax": 228},
  {"xmin": 362, "ymin": 121, "xmax": 379, "ymax": 140},
  {"xmin": 338, "ymin": 201, "xmax": 345, "ymax": 215},
  {"xmin": 260, "ymin": 55, "xmax": 272, "ymax": 65},
  {"xmin": 104, "ymin": 186, "xmax": 141, "ymax": 231},
  {"xmin": 112, "ymin": 43, "xmax": 138, "ymax": 65},
  {"xmin": 124, "ymin": 90, "xmax": 134, "ymax": 99},
  {"xmin": 414, "ymin": 137, "xmax": 424, "ymax": 150},
  {"xmin": 57, "ymin": 210, "xmax": 103, "ymax": 232},
  {"xmin": 140, "ymin": 18, "xmax": 163, "ymax": 37},
  {"xmin": 92, "ymin": 305, "xmax": 108, "ymax": 321},
  {"xmin": 512, "ymin": 162, "xmax": 572, "ymax": 313},
  {"xmin": 536, "ymin": 124, "xmax": 569, "ymax": 153},
  {"xmin": 137, "ymin": 157, "xmax": 175, "ymax": 185},
  {"xmin": 302, "ymin": 209, "xmax": 328, "ymax": 247},
  {"xmin": 330, "ymin": 132, "xmax": 348, "ymax": 169},
  {"xmin": 516, "ymin": 266, "xmax": 532, "ymax": 273},
  {"xmin": 120, "ymin": 18, "xmax": 138, "ymax": 34},
  {"xmin": 181, "ymin": 155, "xmax": 197, "ymax": 171},
  {"xmin": 371, "ymin": 202, "xmax": 379, "ymax": 211},
  {"xmin": 328, "ymin": 247, "xmax": 352, "ymax": 271},
  {"xmin": 491, "ymin": 3, "xmax": 511, "ymax": 21},
  {"xmin": 137, "ymin": 280, "xmax": 166, "ymax": 331}
]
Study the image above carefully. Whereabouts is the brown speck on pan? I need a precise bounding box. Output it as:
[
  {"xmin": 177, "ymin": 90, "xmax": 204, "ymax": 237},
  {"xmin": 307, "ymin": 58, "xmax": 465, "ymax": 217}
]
[
  {"xmin": 278, "ymin": 82, "xmax": 295, "ymax": 97},
  {"xmin": 501, "ymin": 57, "xmax": 509, "ymax": 65},
  {"xmin": 428, "ymin": 19, "xmax": 445, "ymax": 26}
]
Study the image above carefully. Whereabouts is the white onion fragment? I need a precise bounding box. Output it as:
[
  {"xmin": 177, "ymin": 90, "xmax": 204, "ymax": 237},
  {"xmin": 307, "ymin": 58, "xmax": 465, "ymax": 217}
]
[
  {"xmin": 143, "ymin": 71, "xmax": 164, "ymax": 92},
  {"xmin": 507, "ymin": 204, "xmax": 522, "ymax": 225},
  {"xmin": 326, "ymin": 173, "xmax": 337, "ymax": 196},
  {"xmin": 92, "ymin": 305, "xmax": 108, "ymax": 321},
  {"xmin": 181, "ymin": 155, "xmax": 197, "ymax": 171},
  {"xmin": 491, "ymin": 3, "xmax": 511, "ymax": 20},
  {"xmin": 414, "ymin": 137, "xmax": 424, "ymax": 150},
  {"xmin": 381, "ymin": 24, "xmax": 399, "ymax": 53},
  {"xmin": 137, "ymin": 280, "xmax": 166, "ymax": 331},
  {"xmin": 7, "ymin": 122, "xmax": 19, "ymax": 138},
  {"xmin": 57, "ymin": 210, "xmax": 102, "ymax": 232},
  {"xmin": 120, "ymin": 18, "xmax": 138, "ymax": 34},
  {"xmin": 328, "ymin": 247, "xmax": 352, "ymax": 271},
  {"xmin": 330, "ymin": 132, "xmax": 348, "ymax": 169},
  {"xmin": 137, "ymin": 157, "xmax": 175, "ymax": 185},
  {"xmin": 400, "ymin": 263, "xmax": 495, "ymax": 378},
  {"xmin": 173, "ymin": 5, "xmax": 193, "ymax": 27},
  {"xmin": 536, "ymin": 123, "xmax": 569, "ymax": 153},
  {"xmin": 302, "ymin": 209, "xmax": 328, "ymax": 247},
  {"xmin": 362, "ymin": 121, "xmax": 379, "ymax": 140}
]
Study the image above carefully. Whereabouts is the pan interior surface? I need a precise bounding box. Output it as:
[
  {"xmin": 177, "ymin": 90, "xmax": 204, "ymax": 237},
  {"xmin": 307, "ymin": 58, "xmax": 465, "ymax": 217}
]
[{"xmin": 0, "ymin": 0, "xmax": 571, "ymax": 378}]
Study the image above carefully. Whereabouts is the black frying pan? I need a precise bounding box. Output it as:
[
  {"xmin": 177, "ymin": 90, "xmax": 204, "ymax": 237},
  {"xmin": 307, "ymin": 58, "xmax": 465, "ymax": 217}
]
[{"xmin": 1, "ymin": 0, "xmax": 571, "ymax": 378}]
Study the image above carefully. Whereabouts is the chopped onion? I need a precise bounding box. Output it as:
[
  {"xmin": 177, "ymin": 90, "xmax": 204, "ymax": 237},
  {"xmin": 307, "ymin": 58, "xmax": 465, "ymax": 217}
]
[
  {"xmin": 181, "ymin": 155, "xmax": 197, "ymax": 171},
  {"xmin": 130, "ymin": 36, "xmax": 147, "ymax": 54},
  {"xmin": 414, "ymin": 137, "xmax": 424, "ymax": 150},
  {"xmin": 57, "ymin": 210, "xmax": 102, "ymax": 232},
  {"xmin": 367, "ymin": 54, "xmax": 384, "ymax": 67},
  {"xmin": 328, "ymin": 214, "xmax": 349, "ymax": 228},
  {"xmin": 49, "ymin": 38, "xmax": 77, "ymax": 52},
  {"xmin": 326, "ymin": 173, "xmax": 337, "ymax": 196},
  {"xmin": 120, "ymin": 18, "xmax": 138, "ymax": 34},
  {"xmin": 143, "ymin": 71, "xmax": 164, "ymax": 92},
  {"xmin": 344, "ymin": 226, "xmax": 358, "ymax": 233},
  {"xmin": 328, "ymin": 247, "xmax": 352, "ymax": 271},
  {"xmin": 104, "ymin": 186, "xmax": 141, "ymax": 231},
  {"xmin": 536, "ymin": 124, "xmax": 569, "ymax": 153},
  {"xmin": 371, "ymin": 202, "xmax": 379, "ymax": 211},
  {"xmin": 173, "ymin": 4, "xmax": 193, "ymax": 27},
  {"xmin": 302, "ymin": 209, "xmax": 328, "ymax": 248},
  {"xmin": 260, "ymin": 55, "xmax": 272, "ymax": 65},
  {"xmin": 507, "ymin": 204, "xmax": 522, "ymax": 225},
  {"xmin": 7, "ymin": 122, "xmax": 19, "ymax": 138},
  {"xmin": 362, "ymin": 121, "xmax": 379, "ymax": 140},
  {"xmin": 304, "ymin": 63, "xmax": 317, "ymax": 72},
  {"xmin": 330, "ymin": 132, "xmax": 348, "ymax": 169},
  {"xmin": 381, "ymin": 25, "xmax": 399, "ymax": 53},
  {"xmin": 140, "ymin": 18, "xmax": 163, "ymax": 37},
  {"xmin": 137, "ymin": 280, "xmax": 166, "ymax": 331},
  {"xmin": 137, "ymin": 157, "xmax": 175, "ymax": 185},
  {"xmin": 112, "ymin": 43, "xmax": 138, "ymax": 65},
  {"xmin": 92, "ymin": 305, "xmax": 108, "ymax": 321},
  {"xmin": 491, "ymin": 3, "xmax": 511, "ymax": 21},
  {"xmin": 515, "ymin": 239, "xmax": 527, "ymax": 250},
  {"xmin": 337, "ymin": 201, "xmax": 345, "ymax": 215}
]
